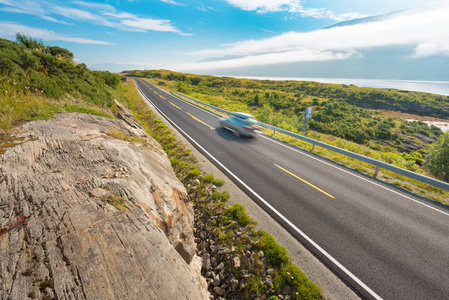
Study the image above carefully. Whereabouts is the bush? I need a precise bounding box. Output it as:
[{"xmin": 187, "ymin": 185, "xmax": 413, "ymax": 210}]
[
  {"xmin": 425, "ymin": 132, "xmax": 449, "ymax": 182},
  {"xmin": 228, "ymin": 203, "xmax": 251, "ymax": 225},
  {"xmin": 188, "ymin": 168, "xmax": 201, "ymax": 177},
  {"xmin": 203, "ymin": 174, "xmax": 215, "ymax": 183},
  {"xmin": 213, "ymin": 179, "xmax": 225, "ymax": 186}
]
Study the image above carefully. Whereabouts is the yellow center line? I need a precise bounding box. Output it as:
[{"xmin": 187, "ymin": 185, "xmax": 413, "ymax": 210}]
[
  {"xmin": 186, "ymin": 112, "xmax": 215, "ymax": 130},
  {"xmin": 275, "ymin": 164, "xmax": 335, "ymax": 199},
  {"xmin": 160, "ymin": 95, "xmax": 166, "ymax": 99},
  {"xmin": 169, "ymin": 101, "xmax": 181, "ymax": 109}
]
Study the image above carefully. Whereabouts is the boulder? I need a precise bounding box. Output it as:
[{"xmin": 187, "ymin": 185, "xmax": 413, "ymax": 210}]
[{"xmin": 0, "ymin": 107, "xmax": 206, "ymax": 299}]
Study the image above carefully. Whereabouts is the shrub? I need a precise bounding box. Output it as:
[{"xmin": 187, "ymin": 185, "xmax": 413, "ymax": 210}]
[
  {"xmin": 213, "ymin": 179, "xmax": 225, "ymax": 186},
  {"xmin": 203, "ymin": 174, "xmax": 215, "ymax": 183},
  {"xmin": 228, "ymin": 203, "xmax": 251, "ymax": 225},
  {"xmin": 188, "ymin": 168, "xmax": 201, "ymax": 177},
  {"xmin": 425, "ymin": 132, "xmax": 449, "ymax": 182}
]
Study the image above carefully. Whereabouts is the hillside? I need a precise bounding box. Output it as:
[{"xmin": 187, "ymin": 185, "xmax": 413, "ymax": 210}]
[
  {"xmin": 0, "ymin": 36, "xmax": 324, "ymax": 299},
  {"xmin": 0, "ymin": 34, "xmax": 118, "ymax": 133}
]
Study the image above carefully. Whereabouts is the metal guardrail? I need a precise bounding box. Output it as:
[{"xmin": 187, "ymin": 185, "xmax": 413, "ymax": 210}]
[{"xmin": 171, "ymin": 91, "xmax": 449, "ymax": 192}]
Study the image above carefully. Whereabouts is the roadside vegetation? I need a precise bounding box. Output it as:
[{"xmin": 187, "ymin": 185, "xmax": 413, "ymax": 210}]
[
  {"xmin": 1, "ymin": 35, "xmax": 322, "ymax": 299},
  {"xmin": 126, "ymin": 70, "xmax": 449, "ymax": 204}
]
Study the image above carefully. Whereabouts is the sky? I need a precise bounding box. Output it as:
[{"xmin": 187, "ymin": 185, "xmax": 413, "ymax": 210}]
[{"xmin": 1, "ymin": 0, "xmax": 448, "ymax": 78}]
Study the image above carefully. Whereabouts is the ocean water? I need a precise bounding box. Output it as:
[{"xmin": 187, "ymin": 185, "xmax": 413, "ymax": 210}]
[{"xmin": 231, "ymin": 76, "xmax": 449, "ymax": 96}]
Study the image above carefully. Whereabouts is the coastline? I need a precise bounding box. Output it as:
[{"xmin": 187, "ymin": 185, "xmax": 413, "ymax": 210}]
[{"xmin": 225, "ymin": 75, "xmax": 449, "ymax": 96}]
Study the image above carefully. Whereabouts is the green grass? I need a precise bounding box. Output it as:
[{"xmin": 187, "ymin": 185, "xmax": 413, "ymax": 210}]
[
  {"xmin": 64, "ymin": 105, "xmax": 114, "ymax": 118},
  {"xmin": 108, "ymin": 130, "xmax": 148, "ymax": 146},
  {"xmin": 101, "ymin": 194, "xmax": 126, "ymax": 212}
]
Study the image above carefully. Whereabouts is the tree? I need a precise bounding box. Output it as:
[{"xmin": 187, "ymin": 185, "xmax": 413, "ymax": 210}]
[
  {"xmin": 16, "ymin": 33, "xmax": 44, "ymax": 50},
  {"xmin": 190, "ymin": 76, "xmax": 202, "ymax": 86},
  {"xmin": 425, "ymin": 132, "xmax": 449, "ymax": 182},
  {"xmin": 253, "ymin": 94, "xmax": 260, "ymax": 106},
  {"xmin": 257, "ymin": 104, "xmax": 272, "ymax": 124},
  {"xmin": 47, "ymin": 46, "xmax": 74, "ymax": 61}
]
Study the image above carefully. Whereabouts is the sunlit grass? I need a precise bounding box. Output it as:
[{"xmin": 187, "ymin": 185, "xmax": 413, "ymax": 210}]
[{"xmin": 0, "ymin": 92, "xmax": 115, "ymax": 133}]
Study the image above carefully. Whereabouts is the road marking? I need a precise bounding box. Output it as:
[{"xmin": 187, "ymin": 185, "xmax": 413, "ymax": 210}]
[
  {"xmin": 276, "ymin": 164, "xmax": 335, "ymax": 199},
  {"xmin": 160, "ymin": 95, "xmax": 165, "ymax": 100},
  {"xmin": 169, "ymin": 101, "xmax": 181, "ymax": 110},
  {"xmin": 135, "ymin": 80, "xmax": 383, "ymax": 300},
  {"xmin": 260, "ymin": 135, "xmax": 449, "ymax": 218},
  {"xmin": 186, "ymin": 112, "xmax": 215, "ymax": 130}
]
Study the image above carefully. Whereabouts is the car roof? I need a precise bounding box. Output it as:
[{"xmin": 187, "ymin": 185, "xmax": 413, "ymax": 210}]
[{"xmin": 232, "ymin": 112, "xmax": 254, "ymax": 119}]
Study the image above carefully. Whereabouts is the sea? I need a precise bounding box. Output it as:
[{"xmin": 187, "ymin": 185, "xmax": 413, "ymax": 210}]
[{"xmin": 231, "ymin": 76, "xmax": 449, "ymax": 96}]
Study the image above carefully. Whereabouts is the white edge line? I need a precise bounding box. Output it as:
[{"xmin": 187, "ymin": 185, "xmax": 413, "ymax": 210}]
[
  {"xmin": 134, "ymin": 79, "xmax": 383, "ymax": 300},
  {"xmin": 259, "ymin": 134, "xmax": 449, "ymax": 218}
]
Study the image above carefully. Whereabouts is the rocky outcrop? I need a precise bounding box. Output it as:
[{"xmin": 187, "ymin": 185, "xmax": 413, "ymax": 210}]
[{"xmin": 0, "ymin": 104, "xmax": 207, "ymax": 299}]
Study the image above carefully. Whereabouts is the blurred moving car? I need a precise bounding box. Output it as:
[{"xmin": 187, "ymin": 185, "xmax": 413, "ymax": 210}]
[{"xmin": 219, "ymin": 112, "xmax": 259, "ymax": 137}]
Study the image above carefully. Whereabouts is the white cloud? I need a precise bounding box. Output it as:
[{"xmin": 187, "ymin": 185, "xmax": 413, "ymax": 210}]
[
  {"xmin": 0, "ymin": 0, "xmax": 186, "ymax": 34},
  {"xmin": 0, "ymin": 22, "xmax": 114, "ymax": 44},
  {"xmin": 175, "ymin": 49, "xmax": 353, "ymax": 71},
  {"xmin": 180, "ymin": 2, "xmax": 449, "ymax": 71},
  {"xmin": 121, "ymin": 18, "xmax": 182, "ymax": 33},
  {"xmin": 197, "ymin": 5, "xmax": 218, "ymax": 12},
  {"xmin": 414, "ymin": 39, "xmax": 449, "ymax": 57},
  {"xmin": 224, "ymin": 0, "xmax": 365, "ymax": 21},
  {"xmin": 72, "ymin": 1, "xmax": 116, "ymax": 13},
  {"xmin": 159, "ymin": 0, "xmax": 184, "ymax": 6}
]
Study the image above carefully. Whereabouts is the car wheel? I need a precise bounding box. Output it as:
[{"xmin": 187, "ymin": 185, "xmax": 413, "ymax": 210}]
[{"xmin": 233, "ymin": 130, "xmax": 241, "ymax": 137}]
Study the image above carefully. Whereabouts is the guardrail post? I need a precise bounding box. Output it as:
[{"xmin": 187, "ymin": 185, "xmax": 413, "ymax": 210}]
[
  {"xmin": 374, "ymin": 166, "xmax": 380, "ymax": 178},
  {"xmin": 311, "ymin": 144, "xmax": 315, "ymax": 152}
]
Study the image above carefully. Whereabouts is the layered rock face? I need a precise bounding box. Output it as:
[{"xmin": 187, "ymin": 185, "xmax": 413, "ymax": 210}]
[{"xmin": 0, "ymin": 103, "xmax": 207, "ymax": 299}]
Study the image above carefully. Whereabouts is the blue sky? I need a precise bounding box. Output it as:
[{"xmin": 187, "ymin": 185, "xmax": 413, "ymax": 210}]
[{"xmin": 0, "ymin": 0, "xmax": 448, "ymax": 76}]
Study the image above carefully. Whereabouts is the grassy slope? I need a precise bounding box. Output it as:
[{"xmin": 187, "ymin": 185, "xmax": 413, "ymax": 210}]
[{"xmin": 0, "ymin": 37, "xmax": 119, "ymax": 132}]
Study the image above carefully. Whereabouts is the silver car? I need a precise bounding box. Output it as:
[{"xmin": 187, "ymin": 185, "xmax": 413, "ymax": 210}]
[{"xmin": 219, "ymin": 112, "xmax": 259, "ymax": 137}]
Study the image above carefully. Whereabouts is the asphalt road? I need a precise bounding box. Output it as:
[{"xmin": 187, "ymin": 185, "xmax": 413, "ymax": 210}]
[{"xmin": 134, "ymin": 78, "xmax": 449, "ymax": 300}]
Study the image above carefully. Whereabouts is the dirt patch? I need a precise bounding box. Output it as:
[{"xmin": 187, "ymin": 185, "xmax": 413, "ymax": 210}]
[{"xmin": 379, "ymin": 109, "xmax": 449, "ymax": 122}]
